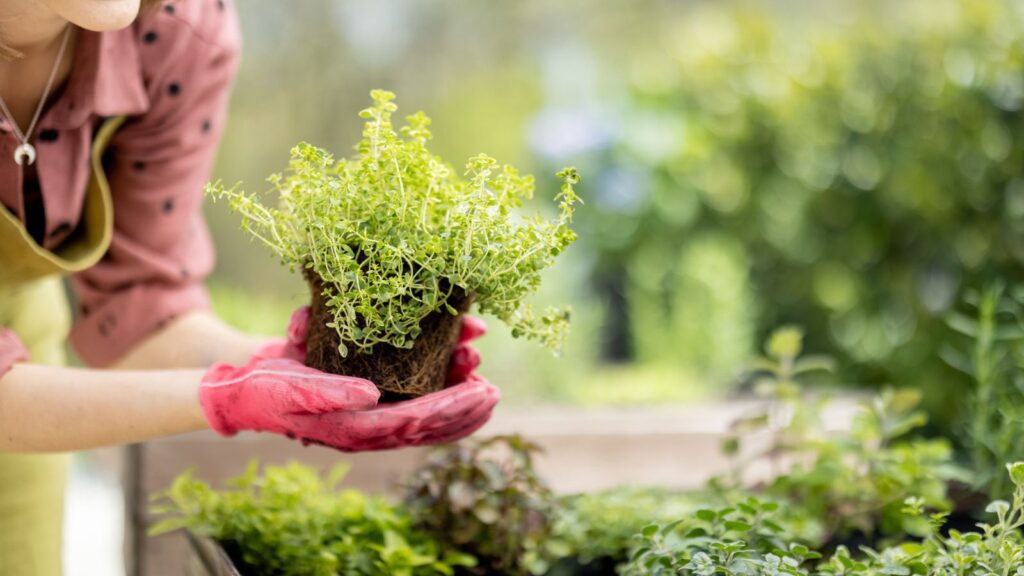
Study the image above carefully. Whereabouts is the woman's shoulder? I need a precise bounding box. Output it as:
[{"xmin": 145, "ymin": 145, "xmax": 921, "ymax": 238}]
[{"xmin": 132, "ymin": 0, "xmax": 241, "ymax": 65}]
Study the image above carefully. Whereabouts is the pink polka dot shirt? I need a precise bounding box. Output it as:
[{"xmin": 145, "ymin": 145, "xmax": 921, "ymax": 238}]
[{"xmin": 0, "ymin": 0, "xmax": 241, "ymax": 367}]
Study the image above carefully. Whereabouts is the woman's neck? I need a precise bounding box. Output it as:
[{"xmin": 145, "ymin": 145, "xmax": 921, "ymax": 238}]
[
  {"xmin": 0, "ymin": 0, "xmax": 67, "ymax": 56},
  {"xmin": 0, "ymin": 1, "xmax": 75, "ymax": 131}
]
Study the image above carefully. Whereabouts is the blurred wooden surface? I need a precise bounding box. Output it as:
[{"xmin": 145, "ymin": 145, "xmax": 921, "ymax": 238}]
[{"xmin": 128, "ymin": 400, "xmax": 859, "ymax": 576}]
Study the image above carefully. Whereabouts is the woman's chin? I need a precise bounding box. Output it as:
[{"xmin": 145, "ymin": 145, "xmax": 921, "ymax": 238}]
[{"xmin": 44, "ymin": 0, "xmax": 142, "ymax": 32}]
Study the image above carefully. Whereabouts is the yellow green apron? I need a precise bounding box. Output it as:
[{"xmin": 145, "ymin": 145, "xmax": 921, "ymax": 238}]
[{"xmin": 0, "ymin": 117, "xmax": 123, "ymax": 576}]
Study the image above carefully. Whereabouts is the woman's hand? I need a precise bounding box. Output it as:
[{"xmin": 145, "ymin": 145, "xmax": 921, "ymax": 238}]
[
  {"xmin": 207, "ymin": 308, "xmax": 499, "ymax": 452},
  {"xmin": 297, "ymin": 374, "xmax": 498, "ymax": 451},
  {"xmin": 0, "ymin": 311, "xmax": 497, "ymax": 453},
  {"xmin": 199, "ymin": 358, "xmax": 380, "ymax": 437}
]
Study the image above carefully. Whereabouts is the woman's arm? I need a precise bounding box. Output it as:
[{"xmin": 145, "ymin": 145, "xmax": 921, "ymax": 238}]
[
  {"xmin": 0, "ymin": 314, "xmax": 497, "ymax": 454},
  {"xmin": 0, "ymin": 363, "xmax": 206, "ymax": 452},
  {"xmin": 110, "ymin": 311, "xmax": 267, "ymax": 370}
]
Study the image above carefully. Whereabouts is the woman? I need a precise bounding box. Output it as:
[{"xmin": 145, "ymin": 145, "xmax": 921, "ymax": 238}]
[{"xmin": 0, "ymin": 0, "xmax": 501, "ymax": 573}]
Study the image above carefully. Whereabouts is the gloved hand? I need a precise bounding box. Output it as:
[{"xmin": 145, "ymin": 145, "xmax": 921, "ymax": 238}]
[
  {"xmin": 283, "ymin": 373, "xmax": 498, "ymax": 451},
  {"xmin": 204, "ymin": 309, "xmax": 499, "ymax": 452},
  {"xmin": 0, "ymin": 328, "xmax": 29, "ymax": 377},
  {"xmin": 199, "ymin": 358, "xmax": 379, "ymax": 437}
]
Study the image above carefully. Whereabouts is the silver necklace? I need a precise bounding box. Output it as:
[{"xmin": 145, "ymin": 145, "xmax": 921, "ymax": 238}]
[{"xmin": 0, "ymin": 25, "xmax": 73, "ymax": 167}]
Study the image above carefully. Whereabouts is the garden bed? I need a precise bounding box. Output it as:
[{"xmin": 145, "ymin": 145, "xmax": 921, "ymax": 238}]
[{"xmin": 129, "ymin": 400, "xmax": 860, "ymax": 575}]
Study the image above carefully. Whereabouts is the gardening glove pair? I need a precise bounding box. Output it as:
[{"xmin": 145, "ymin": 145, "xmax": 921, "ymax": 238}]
[{"xmin": 199, "ymin": 307, "xmax": 498, "ymax": 452}]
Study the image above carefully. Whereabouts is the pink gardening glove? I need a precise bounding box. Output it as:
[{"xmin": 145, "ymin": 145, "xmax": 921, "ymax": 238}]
[
  {"xmin": 292, "ymin": 373, "xmax": 500, "ymax": 451},
  {"xmin": 253, "ymin": 306, "xmax": 487, "ymax": 383},
  {"xmin": 0, "ymin": 328, "xmax": 29, "ymax": 377},
  {"xmin": 199, "ymin": 358, "xmax": 380, "ymax": 440}
]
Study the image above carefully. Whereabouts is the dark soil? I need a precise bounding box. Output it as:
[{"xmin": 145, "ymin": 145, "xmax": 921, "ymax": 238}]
[{"xmin": 304, "ymin": 272, "xmax": 471, "ymax": 400}]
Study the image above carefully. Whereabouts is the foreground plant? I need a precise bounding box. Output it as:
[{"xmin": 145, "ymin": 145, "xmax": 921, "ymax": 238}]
[
  {"xmin": 210, "ymin": 90, "xmax": 580, "ymax": 396},
  {"xmin": 721, "ymin": 327, "xmax": 965, "ymax": 544},
  {"xmin": 943, "ymin": 283, "xmax": 1024, "ymax": 498},
  {"xmin": 150, "ymin": 462, "xmax": 475, "ymax": 576},
  {"xmin": 403, "ymin": 435, "xmax": 560, "ymax": 575},
  {"xmin": 550, "ymin": 487, "xmax": 704, "ymax": 570},
  {"xmin": 627, "ymin": 463, "xmax": 1024, "ymax": 576}
]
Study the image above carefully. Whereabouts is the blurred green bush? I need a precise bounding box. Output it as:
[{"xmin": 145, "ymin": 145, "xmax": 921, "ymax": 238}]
[{"xmin": 529, "ymin": 0, "xmax": 1024, "ymax": 420}]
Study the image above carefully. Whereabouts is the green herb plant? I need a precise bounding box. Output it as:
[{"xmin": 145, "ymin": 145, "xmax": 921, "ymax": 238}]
[
  {"xmin": 402, "ymin": 435, "xmax": 560, "ymax": 575},
  {"xmin": 943, "ymin": 283, "xmax": 1024, "ymax": 498},
  {"xmin": 150, "ymin": 462, "xmax": 475, "ymax": 576},
  {"xmin": 209, "ymin": 90, "xmax": 580, "ymax": 357},
  {"xmin": 624, "ymin": 495, "xmax": 816, "ymax": 576},
  {"xmin": 550, "ymin": 487, "xmax": 704, "ymax": 570},
  {"xmin": 719, "ymin": 327, "xmax": 964, "ymax": 545},
  {"xmin": 626, "ymin": 463, "xmax": 1024, "ymax": 576}
]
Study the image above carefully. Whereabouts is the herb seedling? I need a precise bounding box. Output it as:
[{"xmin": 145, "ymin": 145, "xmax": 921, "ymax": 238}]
[{"xmin": 209, "ymin": 90, "xmax": 580, "ymax": 396}]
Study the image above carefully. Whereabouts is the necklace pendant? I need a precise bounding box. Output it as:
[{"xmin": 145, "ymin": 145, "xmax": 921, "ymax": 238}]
[{"xmin": 13, "ymin": 143, "xmax": 36, "ymax": 166}]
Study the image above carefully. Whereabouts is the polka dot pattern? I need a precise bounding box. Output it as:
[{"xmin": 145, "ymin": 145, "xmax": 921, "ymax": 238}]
[{"xmin": 0, "ymin": 0, "xmax": 242, "ymax": 367}]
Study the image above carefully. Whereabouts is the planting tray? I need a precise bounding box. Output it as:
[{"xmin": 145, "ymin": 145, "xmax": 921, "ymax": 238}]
[
  {"xmin": 184, "ymin": 532, "xmax": 620, "ymax": 576},
  {"xmin": 185, "ymin": 534, "xmax": 241, "ymax": 576}
]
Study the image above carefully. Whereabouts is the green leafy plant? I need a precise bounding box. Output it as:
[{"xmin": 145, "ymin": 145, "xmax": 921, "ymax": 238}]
[
  {"xmin": 550, "ymin": 487, "xmax": 704, "ymax": 571},
  {"xmin": 720, "ymin": 327, "xmax": 965, "ymax": 545},
  {"xmin": 624, "ymin": 495, "xmax": 816, "ymax": 576},
  {"xmin": 150, "ymin": 462, "xmax": 475, "ymax": 576},
  {"xmin": 402, "ymin": 435, "xmax": 560, "ymax": 575},
  {"xmin": 943, "ymin": 283, "xmax": 1024, "ymax": 498},
  {"xmin": 209, "ymin": 90, "xmax": 580, "ymax": 361},
  {"xmin": 626, "ymin": 463, "xmax": 1024, "ymax": 576}
]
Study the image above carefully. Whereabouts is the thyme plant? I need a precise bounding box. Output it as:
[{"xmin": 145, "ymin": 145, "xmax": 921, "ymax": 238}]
[
  {"xmin": 209, "ymin": 90, "xmax": 580, "ymax": 356},
  {"xmin": 627, "ymin": 463, "xmax": 1024, "ymax": 576}
]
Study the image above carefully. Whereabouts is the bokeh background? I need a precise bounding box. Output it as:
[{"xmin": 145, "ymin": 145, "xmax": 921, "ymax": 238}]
[{"xmin": 70, "ymin": 0, "xmax": 1024, "ymax": 573}]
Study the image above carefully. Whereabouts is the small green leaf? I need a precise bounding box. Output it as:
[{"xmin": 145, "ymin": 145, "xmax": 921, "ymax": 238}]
[{"xmin": 1008, "ymin": 462, "xmax": 1024, "ymax": 487}]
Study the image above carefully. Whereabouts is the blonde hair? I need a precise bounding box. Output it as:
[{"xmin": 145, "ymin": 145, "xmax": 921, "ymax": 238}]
[{"xmin": 1, "ymin": 0, "xmax": 162, "ymax": 60}]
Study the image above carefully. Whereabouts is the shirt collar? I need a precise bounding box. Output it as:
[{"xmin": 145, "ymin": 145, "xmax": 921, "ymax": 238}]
[{"xmin": 49, "ymin": 26, "xmax": 149, "ymax": 130}]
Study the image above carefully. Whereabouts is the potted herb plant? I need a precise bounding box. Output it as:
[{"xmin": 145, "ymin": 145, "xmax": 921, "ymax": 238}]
[{"xmin": 210, "ymin": 90, "xmax": 580, "ymax": 397}]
